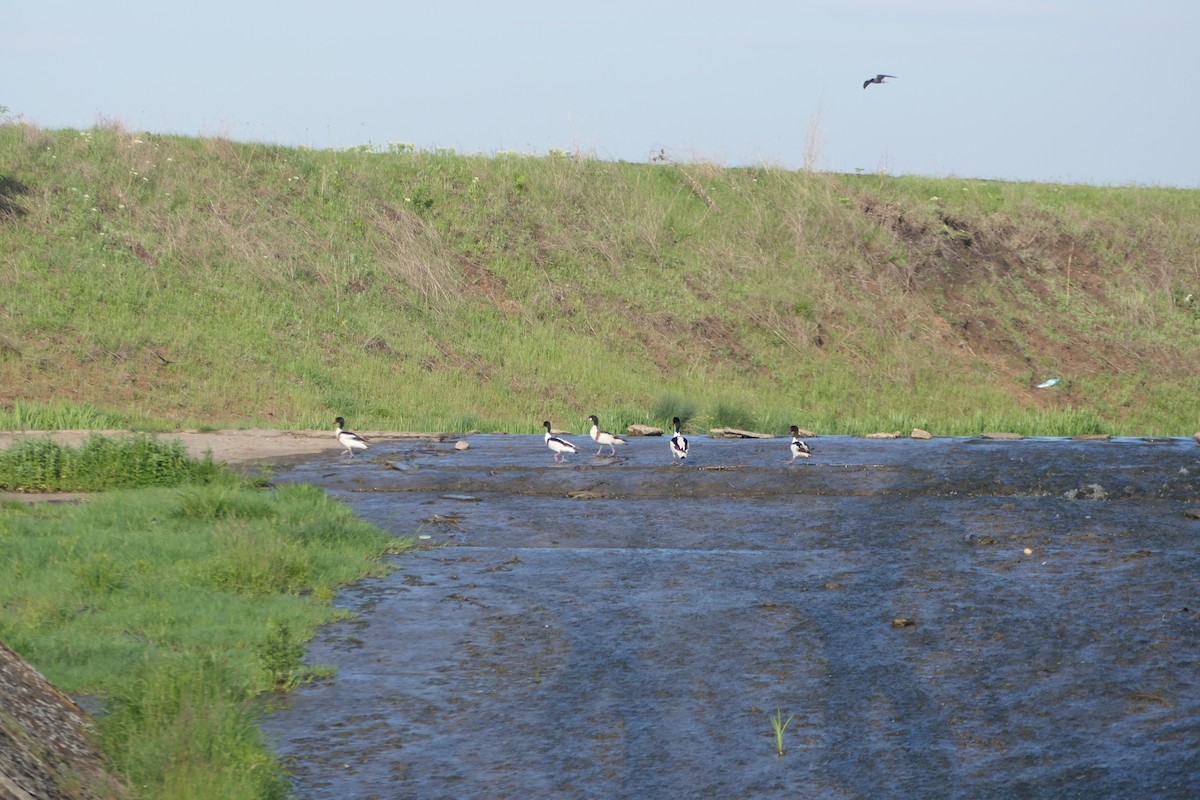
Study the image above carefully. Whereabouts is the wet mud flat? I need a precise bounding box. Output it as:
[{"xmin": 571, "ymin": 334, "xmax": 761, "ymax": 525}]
[{"xmin": 262, "ymin": 436, "xmax": 1200, "ymax": 799}]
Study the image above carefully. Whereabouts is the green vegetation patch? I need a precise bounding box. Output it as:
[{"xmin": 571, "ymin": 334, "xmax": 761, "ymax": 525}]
[
  {"xmin": 1, "ymin": 124, "xmax": 1197, "ymax": 434},
  {"xmin": 0, "ymin": 399, "xmax": 140, "ymax": 432},
  {"xmin": 0, "ymin": 481, "xmax": 410, "ymax": 799},
  {"xmin": 0, "ymin": 433, "xmax": 221, "ymax": 492}
]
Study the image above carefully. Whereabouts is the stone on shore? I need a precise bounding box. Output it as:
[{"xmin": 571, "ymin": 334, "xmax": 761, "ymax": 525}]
[{"xmin": 710, "ymin": 427, "xmax": 777, "ymax": 439}]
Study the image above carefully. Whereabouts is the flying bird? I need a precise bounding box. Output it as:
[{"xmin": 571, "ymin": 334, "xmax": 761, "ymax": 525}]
[
  {"xmin": 334, "ymin": 417, "xmax": 369, "ymax": 457},
  {"xmin": 863, "ymin": 74, "xmax": 897, "ymax": 89}
]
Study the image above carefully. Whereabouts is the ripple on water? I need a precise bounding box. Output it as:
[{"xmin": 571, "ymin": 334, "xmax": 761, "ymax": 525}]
[{"xmin": 262, "ymin": 436, "xmax": 1200, "ymax": 799}]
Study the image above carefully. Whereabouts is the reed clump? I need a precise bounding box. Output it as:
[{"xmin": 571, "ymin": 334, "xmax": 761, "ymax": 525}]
[{"xmin": 0, "ymin": 433, "xmax": 220, "ymax": 492}]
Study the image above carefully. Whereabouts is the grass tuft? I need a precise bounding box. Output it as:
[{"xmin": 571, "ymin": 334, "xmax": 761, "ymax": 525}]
[
  {"xmin": 0, "ymin": 399, "xmax": 136, "ymax": 431},
  {"xmin": 651, "ymin": 393, "xmax": 700, "ymax": 430},
  {"xmin": 0, "ymin": 434, "xmax": 220, "ymax": 492},
  {"xmin": 710, "ymin": 399, "xmax": 757, "ymax": 431},
  {"xmin": 769, "ymin": 708, "xmax": 796, "ymax": 757},
  {"xmin": 173, "ymin": 482, "xmax": 278, "ymax": 520},
  {"xmin": 257, "ymin": 619, "xmax": 308, "ymax": 688}
]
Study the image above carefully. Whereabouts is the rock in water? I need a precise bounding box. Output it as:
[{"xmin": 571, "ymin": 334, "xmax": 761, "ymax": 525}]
[
  {"xmin": 710, "ymin": 427, "xmax": 775, "ymax": 439},
  {"xmin": 626, "ymin": 424, "xmax": 664, "ymax": 437}
]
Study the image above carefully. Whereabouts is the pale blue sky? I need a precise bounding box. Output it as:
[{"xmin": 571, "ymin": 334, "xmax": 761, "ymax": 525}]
[{"xmin": 4, "ymin": 1, "xmax": 1197, "ymax": 186}]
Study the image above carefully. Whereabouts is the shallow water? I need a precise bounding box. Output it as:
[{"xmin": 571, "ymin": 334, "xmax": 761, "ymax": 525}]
[{"xmin": 262, "ymin": 435, "xmax": 1200, "ymax": 799}]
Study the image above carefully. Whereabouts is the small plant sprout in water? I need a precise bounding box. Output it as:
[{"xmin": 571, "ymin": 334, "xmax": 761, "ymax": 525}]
[{"xmin": 769, "ymin": 708, "xmax": 796, "ymax": 756}]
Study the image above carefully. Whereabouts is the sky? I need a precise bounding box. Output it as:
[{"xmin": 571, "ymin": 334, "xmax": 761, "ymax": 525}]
[{"xmin": 4, "ymin": 1, "xmax": 1198, "ymax": 187}]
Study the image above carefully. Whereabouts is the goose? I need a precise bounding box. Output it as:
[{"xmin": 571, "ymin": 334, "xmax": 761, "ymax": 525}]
[
  {"xmin": 788, "ymin": 425, "xmax": 812, "ymax": 463},
  {"xmin": 670, "ymin": 417, "xmax": 689, "ymax": 465},
  {"xmin": 863, "ymin": 73, "xmax": 896, "ymax": 89},
  {"xmin": 587, "ymin": 415, "xmax": 627, "ymax": 456},
  {"xmin": 543, "ymin": 421, "xmax": 578, "ymax": 462},
  {"xmin": 334, "ymin": 416, "xmax": 369, "ymax": 457}
]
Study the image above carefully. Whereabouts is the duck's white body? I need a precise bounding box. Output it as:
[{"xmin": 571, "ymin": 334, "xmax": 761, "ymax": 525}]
[
  {"xmin": 788, "ymin": 425, "xmax": 811, "ymax": 463},
  {"xmin": 543, "ymin": 421, "xmax": 578, "ymax": 462},
  {"xmin": 670, "ymin": 417, "xmax": 689, "ymax": 464},
  {"xmin": 587, "ymin": 415, "xmax": 627, "ymax": 456},
  {"xmin": 335, "ymin": 417, "xmax": 369, "ymax": 457}
]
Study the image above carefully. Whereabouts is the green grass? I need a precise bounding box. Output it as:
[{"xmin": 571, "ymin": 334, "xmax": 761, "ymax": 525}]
[
  {"xmin": 650, "ymin": 393, "xmax": 700, "ymax": 431},
  {"xmin": 0, "ymin": 479, "xmax": 409, "ymax": 799},
  {"xmin": 0, "ymin": 399, "xmax": 141, "ymax": 431},
  {"xmin": 1, "ymin": 123, "xmax": 1198, "ymax": 435},
  {"xmin": 0, "ymin": 433, "xmax": 221, "ymax": 491},
  {"xmin": 769, "ymin": 708, "xmax": 796, "ymax": 757}
]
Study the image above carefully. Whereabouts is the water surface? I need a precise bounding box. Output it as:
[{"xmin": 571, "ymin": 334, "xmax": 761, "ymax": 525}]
[{"xmin": 263, "ymin": 435, "xmax": 1200, "ymax": 799}]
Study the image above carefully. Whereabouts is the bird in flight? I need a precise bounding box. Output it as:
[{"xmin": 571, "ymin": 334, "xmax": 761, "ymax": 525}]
[{"xmin": 863, "ymin": 74, "xmax": 897, "ymax": 89}]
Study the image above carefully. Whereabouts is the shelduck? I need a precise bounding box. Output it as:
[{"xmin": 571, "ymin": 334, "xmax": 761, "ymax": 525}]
[
  {"xmin": 334, "ymin": 416, "xmax": 369, "ymax": 457},
  {"xmin": 670, "ymin": 417, "xmax": 689, "ymax": 465},
  {"xmin": 788, "ymin": 424, "xmax": 812, "ymax": 463},
  {"xmin": 586, "ymin": 415, "xmax": 627, "ymax": 456},
  {"xmin": 543, "ymin": 421, "xmax": 578, "ymax": 462}
]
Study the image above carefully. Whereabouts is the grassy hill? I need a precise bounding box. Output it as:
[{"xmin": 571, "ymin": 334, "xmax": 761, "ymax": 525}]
[{"xmin": 1, "ymin": 122, "xmax": 1197, "ymax": 436}]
